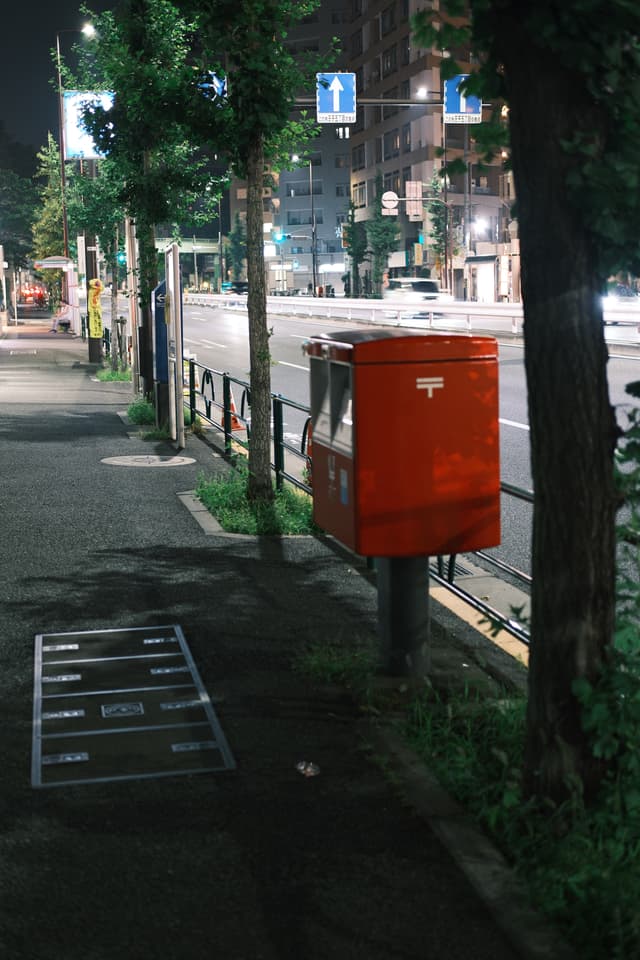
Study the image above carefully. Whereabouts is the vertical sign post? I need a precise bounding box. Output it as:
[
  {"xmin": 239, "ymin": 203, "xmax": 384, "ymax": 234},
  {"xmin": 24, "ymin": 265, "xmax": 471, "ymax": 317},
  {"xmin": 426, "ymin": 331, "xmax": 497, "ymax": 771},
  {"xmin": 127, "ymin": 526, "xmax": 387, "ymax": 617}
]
[{"xmin": 165, "ymin": 243, "xmax": 185, "ymax": 450}]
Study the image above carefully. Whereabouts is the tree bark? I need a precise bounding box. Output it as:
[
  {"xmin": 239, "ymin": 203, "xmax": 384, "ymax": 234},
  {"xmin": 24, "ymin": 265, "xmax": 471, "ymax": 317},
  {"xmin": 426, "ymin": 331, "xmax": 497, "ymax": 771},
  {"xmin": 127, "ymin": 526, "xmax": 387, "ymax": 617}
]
[
  {"xmin": 496, "ymin": 21, "xmax": 619, "ymax": 803},
  {"xmin": 246, "ymin": 132, "xmax": 274, "ymax": 502}
]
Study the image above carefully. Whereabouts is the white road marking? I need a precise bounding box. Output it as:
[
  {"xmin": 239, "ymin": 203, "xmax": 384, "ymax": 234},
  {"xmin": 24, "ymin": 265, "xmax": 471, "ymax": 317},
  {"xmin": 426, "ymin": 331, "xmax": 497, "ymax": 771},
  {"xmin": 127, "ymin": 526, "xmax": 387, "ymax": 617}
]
[
  {"xmin": 499, "ymin": 418, "xmax": 529, "ymax": 431},
  {"xmin": 276, "ymin": 361, "xmax": 309, "ymax": 372},
  {"xmin": 200, "ymin": 340, "xmax": 227, "ymax": 349}
]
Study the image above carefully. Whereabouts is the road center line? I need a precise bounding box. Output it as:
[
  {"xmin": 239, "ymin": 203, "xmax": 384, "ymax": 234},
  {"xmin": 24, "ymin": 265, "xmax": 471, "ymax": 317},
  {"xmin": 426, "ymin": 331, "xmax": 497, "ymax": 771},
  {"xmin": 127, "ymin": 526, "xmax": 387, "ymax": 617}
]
[
  {"xmin": 277, "ymin": 361, "xmax": 309, "ymax": 372},
  {"xmin": 499, "ymin": 418, "xmax": 529, "ymax": 431}
]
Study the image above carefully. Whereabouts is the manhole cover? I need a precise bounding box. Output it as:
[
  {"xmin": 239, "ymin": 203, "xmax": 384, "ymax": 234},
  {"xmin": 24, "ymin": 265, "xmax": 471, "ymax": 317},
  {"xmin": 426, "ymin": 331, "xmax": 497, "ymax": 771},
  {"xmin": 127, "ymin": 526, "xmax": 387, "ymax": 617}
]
[
  {"xmin": 101, "ymin": 455, "xmax": 196, "ymax": 467},
  {"xmin": 32, "ymin": 624, "xmax": 235, "ymax": 788}
]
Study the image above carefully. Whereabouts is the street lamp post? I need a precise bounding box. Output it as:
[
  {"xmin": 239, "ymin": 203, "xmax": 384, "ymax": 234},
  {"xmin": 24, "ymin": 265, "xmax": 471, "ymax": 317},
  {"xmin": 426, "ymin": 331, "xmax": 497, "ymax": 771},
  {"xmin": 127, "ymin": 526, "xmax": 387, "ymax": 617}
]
[
  {"xmin": 309, "ymin": 160, "xmax": 318, "ymax": 295},
  {"xmin": 292, "ymin": 154, "xmax": 318, "ymax": 294},
  {"xmin": 55, "ymin": 33, "xmax": 70, "ymax": 261},
  {"xmin": 55, "ymin": 24, "xmax": 95, "ymax": 269}
]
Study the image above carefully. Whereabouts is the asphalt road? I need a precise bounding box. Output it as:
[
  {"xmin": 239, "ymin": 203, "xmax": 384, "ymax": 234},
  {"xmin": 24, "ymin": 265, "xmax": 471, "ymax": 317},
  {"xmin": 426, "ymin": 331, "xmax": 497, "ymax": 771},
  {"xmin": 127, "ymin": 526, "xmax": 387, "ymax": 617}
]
[{"xmin": 178, "ymin": 301, "xmax": 640, "ymax": 579}]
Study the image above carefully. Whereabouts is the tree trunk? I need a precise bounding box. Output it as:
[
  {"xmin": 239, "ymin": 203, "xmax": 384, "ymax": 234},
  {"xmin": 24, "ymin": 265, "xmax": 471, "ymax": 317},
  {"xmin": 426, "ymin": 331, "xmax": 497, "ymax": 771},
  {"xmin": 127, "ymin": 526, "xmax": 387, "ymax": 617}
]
[
  {"xmin": 245, "ymin": 132, "xmax": 274, "ymax": 502},
  {"xmin": 498, "ymin": 24, "xmax": 619, "ymax": 804},
  {"xmin": 136, "ymin": 219, "xmax": 157, "ymax": 399}
]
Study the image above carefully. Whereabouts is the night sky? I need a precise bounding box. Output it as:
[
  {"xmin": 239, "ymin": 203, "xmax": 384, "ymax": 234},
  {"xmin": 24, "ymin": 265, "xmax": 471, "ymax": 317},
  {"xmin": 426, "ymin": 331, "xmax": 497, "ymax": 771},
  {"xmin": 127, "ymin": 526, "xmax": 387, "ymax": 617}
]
[{"xmin": 1, "ymin": 0, "xmax": 114, "ymax": 153}]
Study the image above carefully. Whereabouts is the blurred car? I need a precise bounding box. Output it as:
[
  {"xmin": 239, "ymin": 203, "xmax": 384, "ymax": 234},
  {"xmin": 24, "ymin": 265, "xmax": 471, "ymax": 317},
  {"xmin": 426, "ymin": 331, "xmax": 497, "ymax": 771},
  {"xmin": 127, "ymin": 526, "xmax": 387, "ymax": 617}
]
[
  {"xmin": 383, "ymin": 277, "xmax": 454, "ymax": 315},
  {"xmin": 602, "ymin": 284, "xmax": 638, "ymax": 324},
  {"xmin": 222, "ymin": 280, "xmax": 248, "ymax": 295}
]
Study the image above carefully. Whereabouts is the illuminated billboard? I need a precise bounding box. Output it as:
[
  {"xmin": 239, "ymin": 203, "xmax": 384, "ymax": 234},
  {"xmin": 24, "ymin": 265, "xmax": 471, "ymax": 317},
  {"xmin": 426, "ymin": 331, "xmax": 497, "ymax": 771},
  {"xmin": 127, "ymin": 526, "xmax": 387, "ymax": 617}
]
[{"xmin": 63, "ymin": 90, "xmax": 114, "ymax": 159}]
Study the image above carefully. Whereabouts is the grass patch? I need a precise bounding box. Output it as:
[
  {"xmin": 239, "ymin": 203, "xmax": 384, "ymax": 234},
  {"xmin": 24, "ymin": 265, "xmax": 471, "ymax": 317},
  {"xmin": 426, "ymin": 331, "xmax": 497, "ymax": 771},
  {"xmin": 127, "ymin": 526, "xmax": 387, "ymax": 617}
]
[
  {"xmin": 294, "ymin": 633, "xmax": 379, "ymax": 689},
  {"xmin": 127, "ymin": 396, "xmax": 155, "ymax": 424},
  {"xmin": 141, "ymin": 427, "xmax": 171, "ymax": 442},
  {"xmin": 405, "ymin": 688, "xmax": 640, "ymax": 959},
  {"xmin": 96, "ymin": 366, "xmax": 132, "ymax": 382},
  {"xmin": 195, "ymin": 465, "xmax": 317, "ymax": 535}
]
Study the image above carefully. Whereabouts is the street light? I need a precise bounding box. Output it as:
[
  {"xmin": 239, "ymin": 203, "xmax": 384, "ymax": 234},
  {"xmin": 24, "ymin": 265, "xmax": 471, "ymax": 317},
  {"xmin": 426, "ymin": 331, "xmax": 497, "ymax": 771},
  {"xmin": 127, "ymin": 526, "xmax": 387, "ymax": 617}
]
[
  {"xmin": 55, "ymin": 23, "xmax": 95, "ymax": 260},
  {"xmin": 292, "ymin": 154, "xmax": 318, "ymax": 294}
]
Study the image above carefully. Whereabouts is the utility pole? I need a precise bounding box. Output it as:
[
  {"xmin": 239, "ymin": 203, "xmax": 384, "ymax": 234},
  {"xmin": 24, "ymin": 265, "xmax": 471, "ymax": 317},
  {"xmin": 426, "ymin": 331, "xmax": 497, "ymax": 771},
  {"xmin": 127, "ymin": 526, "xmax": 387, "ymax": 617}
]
[{"xmin": 310, "ymin": 160, "xmax": 318, "ymax": 295}]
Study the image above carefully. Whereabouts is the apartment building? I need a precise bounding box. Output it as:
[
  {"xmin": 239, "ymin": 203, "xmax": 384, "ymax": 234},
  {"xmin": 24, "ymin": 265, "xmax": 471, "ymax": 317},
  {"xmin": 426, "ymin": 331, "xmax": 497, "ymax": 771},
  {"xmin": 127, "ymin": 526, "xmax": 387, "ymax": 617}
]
[
  {"xmin": 346, "ymin": 0, "xmax": 519, "ymax": 300},
  {"xmin": 229, "ymin": 0, "xmax": 520, "ymax": 300}
]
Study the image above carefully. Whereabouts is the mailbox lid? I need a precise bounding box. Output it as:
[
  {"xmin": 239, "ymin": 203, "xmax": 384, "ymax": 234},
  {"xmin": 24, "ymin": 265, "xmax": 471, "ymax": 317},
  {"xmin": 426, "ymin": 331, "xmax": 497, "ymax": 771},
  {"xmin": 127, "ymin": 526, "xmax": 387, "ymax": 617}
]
[{"xmin": 304, "ymin": 330, "xmax": 497, "ymax": 365}]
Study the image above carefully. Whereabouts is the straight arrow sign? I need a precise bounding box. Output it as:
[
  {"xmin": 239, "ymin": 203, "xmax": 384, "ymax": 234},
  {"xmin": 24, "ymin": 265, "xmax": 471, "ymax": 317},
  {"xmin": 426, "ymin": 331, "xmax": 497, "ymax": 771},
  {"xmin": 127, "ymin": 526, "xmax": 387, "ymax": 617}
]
[
  {"xmin": 316, "ymin": 73, "xmax": 356, "ymax": 124},
  {"xmin": 328, "ymin": 75, "xmax": 344, "ymax": 112}
]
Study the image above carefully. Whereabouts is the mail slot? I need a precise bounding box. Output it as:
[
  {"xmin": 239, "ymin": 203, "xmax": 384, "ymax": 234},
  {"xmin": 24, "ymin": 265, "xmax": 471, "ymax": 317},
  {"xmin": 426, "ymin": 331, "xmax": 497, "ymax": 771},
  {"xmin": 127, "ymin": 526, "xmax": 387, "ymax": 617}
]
[{"xmin": 303, "ymin": 329, "xmax": 500, "ymax": 557}]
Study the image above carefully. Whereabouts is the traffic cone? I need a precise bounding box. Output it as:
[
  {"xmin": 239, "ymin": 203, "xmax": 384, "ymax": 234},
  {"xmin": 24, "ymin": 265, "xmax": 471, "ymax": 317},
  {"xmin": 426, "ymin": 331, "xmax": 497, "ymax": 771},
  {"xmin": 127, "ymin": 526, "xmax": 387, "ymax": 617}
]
[
  {"xmin": 304, "ymin": 419, "xmax": 313, "ymax": 487},
  {"xmin": 221, "ymin": 389, "xmax": 242, "ymax": 431}
]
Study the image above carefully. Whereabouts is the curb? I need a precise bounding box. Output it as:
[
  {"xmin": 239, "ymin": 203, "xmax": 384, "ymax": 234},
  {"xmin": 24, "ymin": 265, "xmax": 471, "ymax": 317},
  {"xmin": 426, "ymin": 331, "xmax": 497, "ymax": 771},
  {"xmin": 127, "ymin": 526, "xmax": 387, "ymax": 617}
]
[{"xmin": 364, "ymin": 723, "xmax": 578, "ymax": 960}]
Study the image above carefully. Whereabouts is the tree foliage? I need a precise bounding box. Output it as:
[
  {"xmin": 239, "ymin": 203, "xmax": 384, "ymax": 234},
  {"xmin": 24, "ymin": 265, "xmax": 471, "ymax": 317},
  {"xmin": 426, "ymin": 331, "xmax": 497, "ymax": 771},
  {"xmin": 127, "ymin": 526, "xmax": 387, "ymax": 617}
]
[
  {"xmin": 425, "ymin": 170, "xmax": 448, "ymax": 280},
  {"xmin": 366, "ymin": 173, "xmax": 400, "ymax": 296},
  {"xmin": 342, "ymin": 202, "xmax": 368, "ymax": 298},
  {"xmin": 0, "ymin": 168, "xmax": 37, "ymax": 269},
  {"xmin": 77, "ymin": 0, "xmax": 221, "ymax": 390},
  {"xmin": 175, "ymin": 0, "xmax": 328, "ymax": 501},
  {"xmin": 226, "ymin": 212, "xmax": 246, "ymax": 282}
]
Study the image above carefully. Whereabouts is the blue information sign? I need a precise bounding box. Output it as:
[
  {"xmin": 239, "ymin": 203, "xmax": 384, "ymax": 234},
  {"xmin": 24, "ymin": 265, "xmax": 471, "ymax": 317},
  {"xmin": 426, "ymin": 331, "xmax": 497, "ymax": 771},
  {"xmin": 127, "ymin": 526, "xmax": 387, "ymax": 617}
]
[
  {"xmin": 316, "ymin": 73, "xmax": 356, "ymax": 124},
  {"xmin": 443, "ymin": 75, "xmax": 482, "ymax": 124}
]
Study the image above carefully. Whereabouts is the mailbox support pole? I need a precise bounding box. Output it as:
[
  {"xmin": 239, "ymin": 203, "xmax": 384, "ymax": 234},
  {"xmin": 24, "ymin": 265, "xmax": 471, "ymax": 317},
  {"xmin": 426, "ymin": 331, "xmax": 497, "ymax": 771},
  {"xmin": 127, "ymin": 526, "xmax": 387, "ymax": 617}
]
[{"xmin": 377, "ymin": 557, "xmax": 430, "ymax": 676}]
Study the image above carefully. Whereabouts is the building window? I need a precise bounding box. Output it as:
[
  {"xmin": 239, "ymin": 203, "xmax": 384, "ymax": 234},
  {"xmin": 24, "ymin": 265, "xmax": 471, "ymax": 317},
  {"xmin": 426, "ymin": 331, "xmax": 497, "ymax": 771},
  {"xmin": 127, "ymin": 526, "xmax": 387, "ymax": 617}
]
[
  {"xmin": 353, "ymin": 181, "xmax": 367, "ymax": 207},
  {"xmin": 402, "ymin": 122, "xmax": 411, "ymax": 153},
  {"xmin": 381, "ymin": 4, "xmax": 396, "ymax": 35},
  {"xmin": 287, "ymin": 210, "xmax": 323, "ymax": 227},
  {"xmin": 384, "ymin": 170, "xmax": 401, "ymax": 195},
  {"xmin": 383, "ymin": 87, "xmax": 398, "ymax": 119},
  {"xmin": 375, "ymin": 137, "xmax": 383, "ymax": 163},
  {"xmin": 401, "ymin": 34, "xmax": 410, "ymax": 65},
  {"xmin": 335, "ymin": 154, "xmax": 349, "ymax": 168},
  {"xmin": 382, "ymin": 45, "xmax": 397, "ymax": 78},
  {"xmin": 383, "ymin": 128, "xmax": 400, "ymax": 159},
  {"xmin": 336, "ymin": 183, "xmax": 350, "ymax": 197},
  {"xmin": 352, "ymin": 0, "xmax": 362, "ymax": 18},
  {"xmin": 337, "ymin": 212, "xmax": 348, "ymax": 226},
  {"xmin": 351, "ymin": 29, "xmax": 363, "ymax": 56},
  {"xmin": 400, "ymin": 79, "xmax": 410, "ymax": 102},
  {"xmin": 335, "ymin": 126, "xmax": 350, "ymax": 139},
  {"xmin": 351, "ymin": 143, "xmax": 366, "ymax": 171}
]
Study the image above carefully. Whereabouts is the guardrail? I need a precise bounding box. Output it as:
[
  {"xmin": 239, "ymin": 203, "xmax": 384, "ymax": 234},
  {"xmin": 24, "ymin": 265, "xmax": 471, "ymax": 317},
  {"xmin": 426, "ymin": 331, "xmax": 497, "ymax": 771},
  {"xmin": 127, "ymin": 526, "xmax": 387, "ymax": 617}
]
[
  {"xmin": 185, "ymin": 291, "xmax": 640, "ymax": 337},
  {"xmin": 185, "ymin": 356, "xmax": 533, "ymax": 644},
  {"xmin": 186, "ymin": 291, "xmax": 528, "ymax": 334}
]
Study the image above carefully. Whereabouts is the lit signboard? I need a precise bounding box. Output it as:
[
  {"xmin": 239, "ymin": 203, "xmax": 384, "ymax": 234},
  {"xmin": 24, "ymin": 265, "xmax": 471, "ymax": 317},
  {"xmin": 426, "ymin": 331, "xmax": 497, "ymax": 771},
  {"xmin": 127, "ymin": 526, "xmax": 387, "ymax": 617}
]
[{"xmin": 63, "ymin": 90, "xmax": 114, "ymax": 159}]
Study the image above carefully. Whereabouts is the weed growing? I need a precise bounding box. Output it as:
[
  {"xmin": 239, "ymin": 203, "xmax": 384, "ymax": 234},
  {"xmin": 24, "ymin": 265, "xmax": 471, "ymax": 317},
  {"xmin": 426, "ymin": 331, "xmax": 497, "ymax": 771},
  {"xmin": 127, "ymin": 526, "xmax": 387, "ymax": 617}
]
[
  {"xmin": 127, "ymin": 396, "xmax": 155, "ymax": 424},
  {"xmin": 405, "ymin": 685, "xmax": 640, "ymax": 959},
  {"xmin": 294, "ymin": 633, "xmax": 379, "ymax": 689},
  {"xmin": 96, "ymin": 367, "xmax": 132, "ymax": 382},
  {"xmin": 195, "ymin": 464, "xmax": 317, "ymax": 535}
]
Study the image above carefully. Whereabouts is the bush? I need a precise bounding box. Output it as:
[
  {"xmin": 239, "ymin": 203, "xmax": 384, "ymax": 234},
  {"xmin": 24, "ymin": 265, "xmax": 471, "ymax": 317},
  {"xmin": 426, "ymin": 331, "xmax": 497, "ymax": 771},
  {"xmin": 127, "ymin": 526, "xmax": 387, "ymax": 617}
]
[
  {"xmin": 196, "ymin": 465, "xmax": 316, "ymax": 535},
  {"xmin": 127, "ymin": 396, "xmax": 155, "ymax": 424}
]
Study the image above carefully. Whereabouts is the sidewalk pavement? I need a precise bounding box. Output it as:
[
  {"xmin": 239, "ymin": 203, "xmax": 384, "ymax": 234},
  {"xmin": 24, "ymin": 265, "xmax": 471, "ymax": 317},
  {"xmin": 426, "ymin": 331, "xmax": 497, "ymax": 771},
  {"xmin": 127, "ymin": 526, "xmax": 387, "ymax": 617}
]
[{"xmin": 0, "ymin": 327, "xmax": 573, "ymax": 960}]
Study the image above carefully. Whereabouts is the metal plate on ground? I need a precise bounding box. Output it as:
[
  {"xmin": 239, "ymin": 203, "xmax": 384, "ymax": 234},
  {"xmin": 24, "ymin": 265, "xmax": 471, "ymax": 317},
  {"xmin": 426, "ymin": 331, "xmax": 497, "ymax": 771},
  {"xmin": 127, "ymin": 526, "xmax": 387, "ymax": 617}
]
[
  {"xmin": 101, "ymin": 455, "xmax": 196, "ymax": 467},
  {"xmin": 32, "ymin": 624, "xmax": 235, "ymax": 788}
]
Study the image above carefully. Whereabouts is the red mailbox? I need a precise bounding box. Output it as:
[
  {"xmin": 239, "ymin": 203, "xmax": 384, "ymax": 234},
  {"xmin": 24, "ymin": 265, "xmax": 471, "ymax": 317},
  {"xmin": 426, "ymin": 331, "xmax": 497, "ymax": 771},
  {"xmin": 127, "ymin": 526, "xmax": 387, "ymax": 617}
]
[{"xmin": 304, "ymin": 329, "xmax": 500, "ymax": 557}]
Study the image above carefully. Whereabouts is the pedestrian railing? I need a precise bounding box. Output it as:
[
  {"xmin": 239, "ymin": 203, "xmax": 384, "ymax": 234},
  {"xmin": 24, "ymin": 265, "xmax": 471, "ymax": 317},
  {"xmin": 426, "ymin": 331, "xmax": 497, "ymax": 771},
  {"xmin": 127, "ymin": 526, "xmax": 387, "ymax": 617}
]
[{"xmin": 185, "ymin": 357, "xmax": 532, "ymax": 644}]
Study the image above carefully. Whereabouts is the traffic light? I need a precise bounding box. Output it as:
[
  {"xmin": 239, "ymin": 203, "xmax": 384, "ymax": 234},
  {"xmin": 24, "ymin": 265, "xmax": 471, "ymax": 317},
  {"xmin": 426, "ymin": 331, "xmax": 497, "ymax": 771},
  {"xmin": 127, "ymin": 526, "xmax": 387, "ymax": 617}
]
[
  {"xmin": 273, "ymin": 231, "xmax": 292, "ymax": 243},
  {"xmin": 117, "ymin": 250, "xmax": 126, "ymax": 265}
]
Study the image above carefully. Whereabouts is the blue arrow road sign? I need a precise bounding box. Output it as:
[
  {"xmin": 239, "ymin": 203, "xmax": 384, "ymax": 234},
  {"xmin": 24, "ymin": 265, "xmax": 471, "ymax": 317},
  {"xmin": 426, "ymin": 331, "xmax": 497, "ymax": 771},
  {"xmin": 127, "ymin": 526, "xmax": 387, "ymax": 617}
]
[
  {"xmin": 443, "ymin": 75, "xmax": 482, "ymax": 124},
  {"xmin": 316, "ymin": 73, "xmax": 356, "ymax": 124}
]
